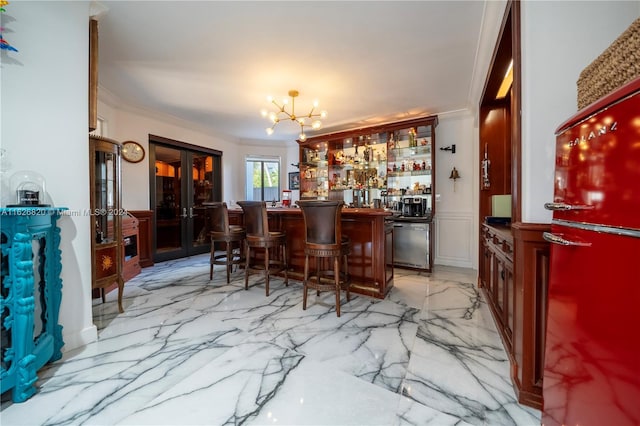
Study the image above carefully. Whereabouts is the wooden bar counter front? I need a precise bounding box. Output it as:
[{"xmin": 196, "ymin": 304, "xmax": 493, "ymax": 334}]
[{"xmin": 229, "ymin": 207, "xmax": 394, "ymax": 299}]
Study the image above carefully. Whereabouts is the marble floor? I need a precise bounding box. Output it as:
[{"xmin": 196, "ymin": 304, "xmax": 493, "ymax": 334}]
[{"xmin": 1, "ymin": 254, "xmax": 541, "ymax": 425}]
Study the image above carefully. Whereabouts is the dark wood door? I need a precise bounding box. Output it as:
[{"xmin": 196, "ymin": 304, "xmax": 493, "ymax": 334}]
[{"xmin": 150, "ymin": 141, "xmax": 221, "ymax": 262}]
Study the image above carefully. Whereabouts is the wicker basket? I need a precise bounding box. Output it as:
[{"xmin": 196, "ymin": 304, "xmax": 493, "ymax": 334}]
[{"xmin": 577, "ymin": 17, "xmax": 640, "ymax": 110}]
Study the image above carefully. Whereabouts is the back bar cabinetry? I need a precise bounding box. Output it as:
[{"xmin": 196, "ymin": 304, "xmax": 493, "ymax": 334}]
[
  {"xmin": 481, "ymin": 224, "xmax": 515, "ymax": 352},
  {"xmin": 299, "ymin": 116, "xmax": 437, "ymax": 208},
  {"xmin": 298, "ymin": 116, "xmax": 437, "ymax": 272}
]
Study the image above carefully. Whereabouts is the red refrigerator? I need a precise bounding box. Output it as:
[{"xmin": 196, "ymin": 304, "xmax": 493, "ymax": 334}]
[{"xmin": 542, "ymin": 76, "xmax": 640, "ymax": 426}]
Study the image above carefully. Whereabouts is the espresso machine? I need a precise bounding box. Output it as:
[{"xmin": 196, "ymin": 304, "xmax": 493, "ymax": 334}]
[{"xmin": 401, "ymin": 197, "xmax": 423, "ymax": 217}]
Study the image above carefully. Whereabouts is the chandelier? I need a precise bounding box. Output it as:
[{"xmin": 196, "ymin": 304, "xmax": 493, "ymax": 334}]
[{"xmin": 261, "ymin": 89, "xmax": 327, "ymax": 141}]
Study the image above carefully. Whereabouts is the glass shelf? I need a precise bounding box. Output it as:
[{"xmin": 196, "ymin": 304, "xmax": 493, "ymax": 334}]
[
  {"xmin": 298, "ymin": 117, "xmax": 436, "ymax": 210},
  {"xmin": 387, "ymin": 170, "xmax": 432, "ymax": 177}
]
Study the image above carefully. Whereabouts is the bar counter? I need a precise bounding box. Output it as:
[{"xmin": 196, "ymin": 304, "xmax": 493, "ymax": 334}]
[{"xmin": 228, "ymin": 207, "xmax": 394, "ymax": 299}]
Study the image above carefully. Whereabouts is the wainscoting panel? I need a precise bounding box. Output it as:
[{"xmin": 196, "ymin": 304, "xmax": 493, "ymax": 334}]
[{"xmin": 434, "ymin": 211, "xmax": 475, "ymax": 268}]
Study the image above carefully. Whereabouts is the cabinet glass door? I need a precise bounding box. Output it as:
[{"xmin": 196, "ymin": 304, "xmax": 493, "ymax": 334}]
[
  {"xmin": 94, "ymin": 150, "xmax": 118, "ymax": 245},
  {"xmin": 325, "ymin": 135, "xmax": 387, "ymax": 206},
  {"xmin": 300, "ymin": 144, "xmax": 328, "ymax": 199},
  {"xmin": 90, "ymin": 136, "xmax": 123, "ymax": 310},
  {"xmin": 387, "ymin": 124, "xmax": 433, "ymax": 215}
]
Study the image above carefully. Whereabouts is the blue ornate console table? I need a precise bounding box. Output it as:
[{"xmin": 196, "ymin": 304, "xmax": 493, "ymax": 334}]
[{"xmin": 0, "ymin": 207, "xmax": 66, "ymax": 402}]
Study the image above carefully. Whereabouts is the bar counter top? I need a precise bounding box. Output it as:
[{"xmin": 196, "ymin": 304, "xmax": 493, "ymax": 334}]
[
  {"xmin": 227, "ymin": 205, "xmax": 394, "ymax": 299},
  {"xmin": 230, "ymin": 206, "xmax": 393, "ymax": 216}
]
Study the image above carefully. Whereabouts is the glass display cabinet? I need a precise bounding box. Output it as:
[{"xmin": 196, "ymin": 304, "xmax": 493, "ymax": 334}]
[
  {"xmin": 386, "ymin": 123, "xmax": 435, "ymax": 217},
  {"xmin": 299, "ymin": 144, "xmax": 329, "ymax": 200},
  {"xmin": 326, "ymin": 133, "xmax": 387, "ymax": 206},
  {"xmin": 90, "ymin": 136, "xmax": 124, "ymax": 313},
  {"xmin": 298, "ymin": 115, "xmax": 438, "ymax": 272},
  {"xmin": 298, "ymin": 116, "xmax": 436, "ymax": 211}
]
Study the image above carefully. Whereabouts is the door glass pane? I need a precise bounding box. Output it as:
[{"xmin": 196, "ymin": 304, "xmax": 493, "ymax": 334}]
[
  {"xmin": 155, "ymin": 145, "xmax": 183, "ymax": 253},
  {"xmin": 192, "ymin": 153, "xmax": 213, "ymax": 247}
]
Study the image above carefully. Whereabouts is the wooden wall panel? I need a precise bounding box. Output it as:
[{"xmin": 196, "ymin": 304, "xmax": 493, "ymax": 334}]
[
  {"xmin": 479, "ymin": 103, "xmax": 512, "ymax": 221},
  {"xmin": 129, "ymin": 210, "xmax": 154, "ymax": 267}
]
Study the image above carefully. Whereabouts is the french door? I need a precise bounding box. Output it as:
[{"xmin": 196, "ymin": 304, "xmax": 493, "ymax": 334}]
[{"xmin": 149, "ymin": 136, "xmax": 221, "ymax": 262}]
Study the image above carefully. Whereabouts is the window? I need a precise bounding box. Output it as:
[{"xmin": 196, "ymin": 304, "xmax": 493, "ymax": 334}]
[{"xmin": 245, "ymin": 157, "xmax": 280, "ymax": 201}]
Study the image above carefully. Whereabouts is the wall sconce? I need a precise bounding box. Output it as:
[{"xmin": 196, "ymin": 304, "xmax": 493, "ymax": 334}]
[
  {"xmin": 440, "ymin": 144, "xmax": 456, "ymax": 154},
  {"xmin": 449, "ymin": 167, "xmax": 461, "ymax": 192}
]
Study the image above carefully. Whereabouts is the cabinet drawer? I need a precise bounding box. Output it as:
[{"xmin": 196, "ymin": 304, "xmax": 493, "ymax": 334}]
[{"xmin": 122, "ymin": 215, "xmax": 139, "ymax": 232}]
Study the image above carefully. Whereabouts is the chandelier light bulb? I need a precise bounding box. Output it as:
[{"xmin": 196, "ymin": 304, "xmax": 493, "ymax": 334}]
[
  {"xmin": 298, "ymin": 118, "xmax": 305, "ymax": 125},
  {"xmin": 312, "ymin": 120, "xmax": 322, "ymax": 130},
  {"xmin": 260, "ymin": 109, "xmax": 268, "ymax": 118},
  {"xmin": 313, "ymin": 100, "xmax": 319, "ymax": 108},
  {"xmin": 299, "ymin": 132, "xmax": 307, "ymax": 141},
  {"xmin": 266, "ymin": 127, "xmax": 274, "ymax": 135},
  {"xmin": 282, "ymin": 98, "xmax": 289, "ymax": 105},
  {"xmin": 320, "ymin": 110, "xmax": 328, "ymax": 119},
  {"xmin": 266, "ymin": 95, "xmax": 274, "ymax": 103}
]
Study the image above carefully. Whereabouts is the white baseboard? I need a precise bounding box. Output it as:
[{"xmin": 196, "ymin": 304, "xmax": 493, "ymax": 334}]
[{"xmin": 62, "ymin": 324, "xmax": 98, "ymax": 353}]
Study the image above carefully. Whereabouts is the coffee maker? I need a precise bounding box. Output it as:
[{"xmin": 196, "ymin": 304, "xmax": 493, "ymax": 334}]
[{"xmin": 402, "ymin": 197, "xmax": 424, "ymax": 217}]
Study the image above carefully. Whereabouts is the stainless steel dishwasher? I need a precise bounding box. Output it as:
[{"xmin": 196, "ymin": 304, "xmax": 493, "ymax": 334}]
[{"xmin": 391, "ymin": 219, "xmax": 430, "ymax": 270}]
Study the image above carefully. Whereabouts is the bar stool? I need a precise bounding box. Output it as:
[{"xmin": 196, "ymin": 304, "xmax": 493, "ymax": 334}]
[
  {"xmin": 206, "ymin": 202, "xmax": 246, "ymax": 283},
  {"xmin": 297, "ymin": 200, "xmax": 351, "ymax": 317},
  {"xmin": 237, "ymin": 201, "xmax": 288, "ymax": 296}
]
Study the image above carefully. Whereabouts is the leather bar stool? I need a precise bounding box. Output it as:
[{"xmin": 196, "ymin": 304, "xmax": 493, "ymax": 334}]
[
  {"xmin": 297, "ymin": 200, "xmax": 351, "ymax": 317},
  {"xmin": 206, "ymin": 202, "xmax": 246, "ymax": 283},
  {"xmin": 237, "ymin": 201, "xmax": 288, "ymax": 296}
]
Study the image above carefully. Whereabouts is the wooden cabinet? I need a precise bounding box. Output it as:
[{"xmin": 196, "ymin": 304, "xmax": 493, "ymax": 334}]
[
  {"xmin": 480, "ymin": 223, "xmax": 549, "ymax": 410},
  {"xmin": 122, "ymin": 213, "xmax": 141, "ymax": 281},
  {"xmin": 477, "ymin": 1, "xmax": 549, "ymax": 410},
  {"xmin": 299, "ymin": 117, "xmax": 437, "ymax": 273},
  {"xmin": 386, "ymin": 126, "xmax": 434, "ymax": 214},
  {"xmin": 90, "ymin": 136, "xmax": 124, "ymax": 313},
  {"xmin": 228, "ymin": 208, "xmax": 393, "ymax": 298},
  {"xmin": 481, "ymin": 224, "xmax": 515, "ymax": 352},
  {"xmin": 129, "ymin": 210, "xmax": 154, "ymax": 267},
  {"xmin": 298, "ymin": 116, "xmax": 437, "ymax": 212}
]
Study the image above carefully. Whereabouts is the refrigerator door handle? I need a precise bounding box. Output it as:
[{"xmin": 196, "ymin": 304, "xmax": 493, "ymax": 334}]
[
  {"xmin": 543, "ymin": 232, "xmax": 592, "ymax": 247},
  {"xmin": 544, "ymin": 202, "xmax": 594, "ymax": 211}
]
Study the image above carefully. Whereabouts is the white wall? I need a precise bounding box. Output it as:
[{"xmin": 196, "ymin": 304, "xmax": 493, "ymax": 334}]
[
  {"xmin": 520, "ymin": 1, "xmax": 640, "ymax": 223},
  {"xmin": 433, "ymin": 111, "xmax": 477, "ymax": 269},
  {"xmin": 1, "ymin": 2, "xmax": 97, "ymax": 350}
]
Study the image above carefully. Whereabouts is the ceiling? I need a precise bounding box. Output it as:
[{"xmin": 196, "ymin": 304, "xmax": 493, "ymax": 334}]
[{"xmin": 95, "ymin": 1, "xmax": 493, "ymax": 143}]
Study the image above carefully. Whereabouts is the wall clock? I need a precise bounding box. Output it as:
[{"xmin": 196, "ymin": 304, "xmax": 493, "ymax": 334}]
[{"xmin": 122, "ymin": 141, "xmax": 145, "ymax": 163}]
